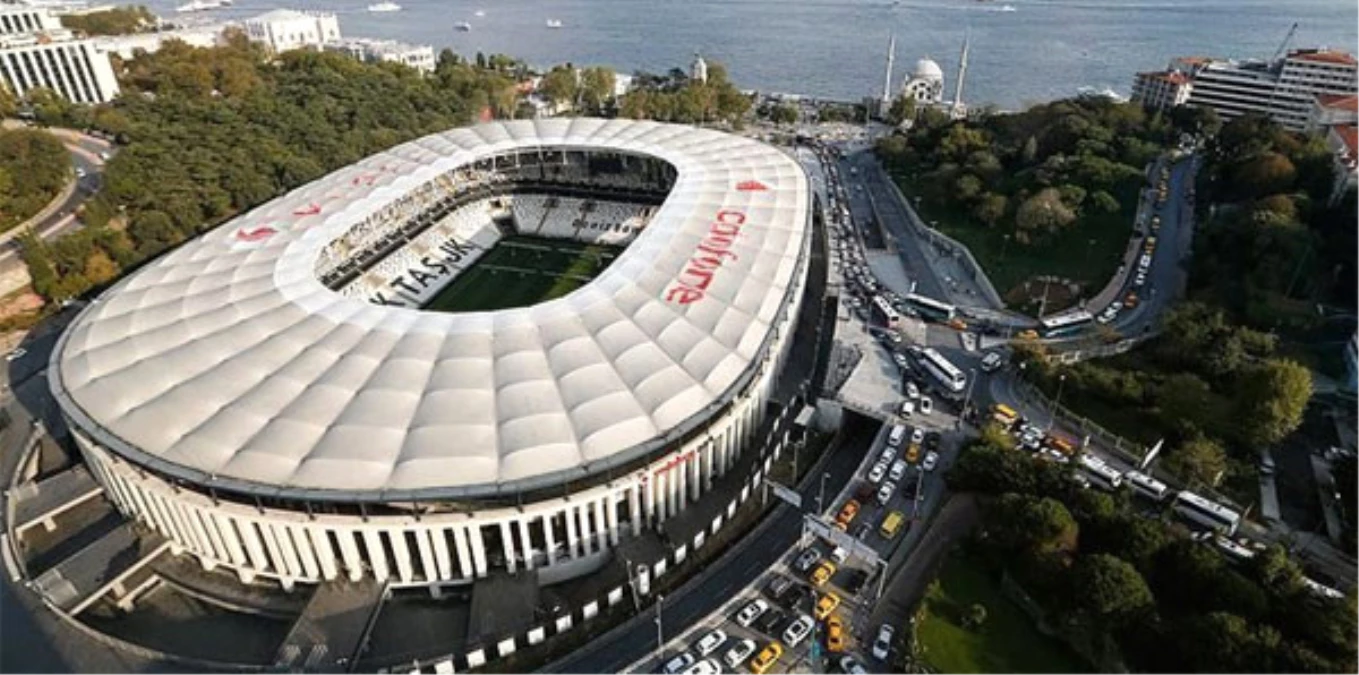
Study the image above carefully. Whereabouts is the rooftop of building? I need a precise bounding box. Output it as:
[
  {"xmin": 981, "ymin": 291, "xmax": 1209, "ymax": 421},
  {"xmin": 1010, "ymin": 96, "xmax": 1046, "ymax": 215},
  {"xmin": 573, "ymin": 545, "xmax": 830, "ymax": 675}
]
[
  {"xmin": 1333, "ymin": 124, "xmax": 1358, "ymax": 159},
  {"xmin": 329, "ymin": 36, "xmax": 431, "ymax": 56},
  {"xmin": 1316, "ymin": 93, "xmax": 1359, "ymax": 112},
  {"xmin": 1288, "ymin": 48, "xmax": 1357, "ymax": 66},
  {"xmin": 1139, "ymin": 70, "xmax": 1191, "ymax": 85}
]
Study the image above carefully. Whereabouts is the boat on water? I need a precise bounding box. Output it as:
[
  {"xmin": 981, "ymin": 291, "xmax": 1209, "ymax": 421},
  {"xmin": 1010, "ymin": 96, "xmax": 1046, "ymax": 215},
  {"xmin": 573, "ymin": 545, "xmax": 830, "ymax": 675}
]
[
  {"xmin": 999, "ymin": 4, "xmax": 1016, "ymax": 11},
  {"xmin": 176, "ymin": 0, "xmax": 231, "ymax": 14},
  {"xmin": 367, "ymin": 1, "xmax": 402, "ymax": 13},
  {"xmin": 455, "ymin": 21, "xmax": 472, "ymax": 31},
  {"xmin": 545, "ymin": 19, "xmax": 563, "ymax": 28},
  {"xmin": 474, "ymin": 9, "xmax": 485, "ymax": 17}
]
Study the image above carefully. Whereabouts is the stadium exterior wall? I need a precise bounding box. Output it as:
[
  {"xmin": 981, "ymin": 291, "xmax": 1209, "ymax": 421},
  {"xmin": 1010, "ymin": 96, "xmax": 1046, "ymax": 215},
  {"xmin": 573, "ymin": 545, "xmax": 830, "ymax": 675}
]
[{"xmin": 71, "ymin": 219, "xmax": 811, "ymax": 589}]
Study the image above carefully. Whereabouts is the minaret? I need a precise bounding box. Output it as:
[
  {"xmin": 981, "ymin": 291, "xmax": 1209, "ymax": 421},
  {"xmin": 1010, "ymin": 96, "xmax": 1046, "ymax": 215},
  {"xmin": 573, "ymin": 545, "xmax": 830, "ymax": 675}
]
[
  {"xmin": 952, "ymin": 33, "xmax": 970, "ymax": 110},
  {"xmin": 882, "ymin": 34, "xmax": 897, "ymax": 103}
]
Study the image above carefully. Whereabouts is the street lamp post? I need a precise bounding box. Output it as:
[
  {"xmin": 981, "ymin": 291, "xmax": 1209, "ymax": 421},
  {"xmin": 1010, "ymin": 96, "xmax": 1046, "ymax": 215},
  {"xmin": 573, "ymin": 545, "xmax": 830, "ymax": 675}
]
[
  {"xmin": 654, "ymin": 593, "xmax": 665, "ymax": 662},
  {"xmin": 817, "ymin": 471, "xmax": 831, "ymax": 515},
  {"xmin": 1049, "ymin": 374, "xmax": 1067, "ymax": 432},
  {"xmin": 960, "ymin": 367, "xmax": 978, "ymax": 425}
]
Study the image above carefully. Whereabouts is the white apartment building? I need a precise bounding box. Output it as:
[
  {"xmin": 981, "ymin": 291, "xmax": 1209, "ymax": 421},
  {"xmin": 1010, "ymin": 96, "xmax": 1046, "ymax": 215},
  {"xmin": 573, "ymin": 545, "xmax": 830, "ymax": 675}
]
[
  {"xmin": 0, "ymin": 28, "xmax": 118, "ymax": 103},
  {"xmin": 324, "ymin": 37, "xmax": 434, "ymax": 73},
  {"xmin": 0, "ymin": 5, "xmax": 60, "ymax": 35},
  {"xmin": 1307, "ymin": 93, "xmax": 1358, "ymax": 132},
  {"xmin": 242, "ymin": 9, "xmax": 339, "ymax": 54},
  {"xmin": 1130, "ymin": 69, "xmax": 1193, "ymax": 110}
]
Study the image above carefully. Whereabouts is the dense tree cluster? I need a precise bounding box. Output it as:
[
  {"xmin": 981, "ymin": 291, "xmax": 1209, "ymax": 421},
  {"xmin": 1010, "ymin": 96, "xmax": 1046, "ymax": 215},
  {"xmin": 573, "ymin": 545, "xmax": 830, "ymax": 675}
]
[
  {"xmin": 875, "ymin": 96, "xmax": 1184, "ymax": 245},
  {"xmin": 58, "ymin": 5, "xmax": 154, "ymax": 36},
  {"xmin": 946, "ymin": 436, "xmax": 1357, "ymax": 673},
  {"xmin": 0, "ymin": 128, "xmax": 71, "ymax": 232},
  {"xmin": 617, "ymin": 63, "xmax": 751, "ymax": 127},
  {"xmin": 1192, "ymin": 113, "xmax": 1356, "ymax": 329},
  {"xmin": 537, "ymin": 64, "xmax": 617, "ymax": 116},
  {"xmin": 1024, "ymin": 302, "xmax": 1312, "ymax": 487},
  {"xmin": 21, "ymin": 36, "xmax": 522, "ymax": 301}
]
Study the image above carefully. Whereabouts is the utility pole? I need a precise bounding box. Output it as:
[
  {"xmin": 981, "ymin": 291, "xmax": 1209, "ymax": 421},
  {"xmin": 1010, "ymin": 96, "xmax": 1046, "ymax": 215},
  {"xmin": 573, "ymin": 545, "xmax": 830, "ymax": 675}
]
[
  {"xmin": 960, "ymin": 367, "xmax": 978, "ymax": 423},
  {"xmin": 654, "ymin": 593, "xmax": 665, "ymax": 663},
  {"xmin": 817, "ymin": 471, "xmax": 831, "ymax": 515},
  {"xmin": 1048, "ymin": 374, "xmax": 1067, "ymax": 432}
]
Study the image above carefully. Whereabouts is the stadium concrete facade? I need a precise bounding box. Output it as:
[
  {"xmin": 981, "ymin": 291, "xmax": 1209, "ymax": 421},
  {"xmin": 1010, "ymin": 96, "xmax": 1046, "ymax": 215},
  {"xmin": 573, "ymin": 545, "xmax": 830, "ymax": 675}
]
[{"xmin": 50, "ymin": 118, "xmax": 812, "ymax": 590}]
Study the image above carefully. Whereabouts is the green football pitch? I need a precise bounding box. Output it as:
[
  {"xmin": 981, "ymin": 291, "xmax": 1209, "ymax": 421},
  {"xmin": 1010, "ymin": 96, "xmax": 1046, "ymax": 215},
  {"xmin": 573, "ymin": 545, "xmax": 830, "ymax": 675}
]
[{"xmin": 423, "ymin": 235, "xmax": 621, "ymax": 313}]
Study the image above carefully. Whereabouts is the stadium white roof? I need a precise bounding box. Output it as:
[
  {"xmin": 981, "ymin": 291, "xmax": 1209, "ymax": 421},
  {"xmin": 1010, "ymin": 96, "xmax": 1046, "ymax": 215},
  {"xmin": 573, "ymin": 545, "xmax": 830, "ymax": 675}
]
[{"xmin": 52, "ymin": 118, "xmax": 811, "ymax": 501}]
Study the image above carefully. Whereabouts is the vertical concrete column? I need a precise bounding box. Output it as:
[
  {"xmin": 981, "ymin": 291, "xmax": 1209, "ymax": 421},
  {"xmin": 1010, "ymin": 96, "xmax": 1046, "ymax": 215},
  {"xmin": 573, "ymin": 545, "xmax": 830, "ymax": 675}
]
[
  {"xmin": 592, "ymin": 498, "xmax": 608, "ymax": 551},
  {"xmin": 452, "ymin": 526, "xmax": 474, "ymax": 579},
  {"xmin": 564, "ymin": 504, "xmax": 580, "ymax": 557},
  {"xmin": 334, "ymin": 529, "xmax": 365, "ymax": 581},
  {"xmin": 289, "ymin": 525, "xmax": 321, "ymax": 580},
  {"xmin": 211, "ymin": 514, "xmax": 248, "ymax": 568},
  {"xmin": 258, "ymin": 522, "xmax": 287, "ymax": 577},
  {"xmin": 361, "ymin": 529, "xmax": 390, "ymax": 581},
  {"xmin": 467, "ymin": 525, "xmax": 488, "ymax": 577},
  {"xmin": 654, "ymin": 472, "xmax": 667, "ymax": 523},
  {"xmin": 577, "ymin": 504, "xmax": 594, "ymax": 554},
  {"xmin": 307, "ymin": 525, "xmax": 339, "ymax": 581},
  {"xmin": 271, "ymin": 524, "xmax": 304, "ymax": 579},
  {"xmin": 691, "ymin": 446, "xmax": 703, "ymax": 500},
  {"xmin": 643, "ymin": 474, "xmax": 656, "ymax": 526},
  {"xmin": 676, "ymin": 459, "xmax": 688, "ymax": 512},
  {"xmin": 543, "ymin": 513, "xmax": 558, "ymax": 566},
  {"xmin": 414, "ymin": 529, "xmax": 438, "ymax": 582},
  {"xmin": 517, "ymin": 518, "xmax": 536, "ymax": 570},
  {"xmin": 431, "ymin": 528, "xmax": 454, "ymax": 580},
  {"xmin": 500, "ymin": 521, "xmax": 518, "ymax": 573},
  {"xmin": 628, "ymin": 483, "xmax": 642, "ymax": 536},
  {"xmin": 388, "ymin": 530, "xmax": 415, "ymax": 583},
  {"xmin": 237, "ymin": 520, "xmax": 273, "ymax": 576},
  {"xmin": 192, "ymin": 508, "xmax": 229, "ymax": 565},
  {"xmin": 702, "ymin": 441, "xmax": 716, "ymax": 489},
  {"xmin": 606, "ymin": 493, "xmax": 621, "ymax": 546}
]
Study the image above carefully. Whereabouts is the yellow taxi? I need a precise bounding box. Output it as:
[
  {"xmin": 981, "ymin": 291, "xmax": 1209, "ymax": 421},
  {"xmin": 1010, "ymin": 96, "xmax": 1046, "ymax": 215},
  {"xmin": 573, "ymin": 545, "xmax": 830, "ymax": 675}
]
[
  {"xmin": 750, "ymin": 641, "xmax": 783, "ymax": 674},
  {"xmin": 815, "ymin": 592, "xmax": 841, "ymax": 620},
  {"xmin": 906, "ymin": 444, "xmax": 920, "ymax": 464},
  {"xmin": 810, "ymin": 560, "xmax": 837, "ymax": 586},
  {"xmin": 826, "ymin": 615, "xmax": 847, "ymax": 653}
]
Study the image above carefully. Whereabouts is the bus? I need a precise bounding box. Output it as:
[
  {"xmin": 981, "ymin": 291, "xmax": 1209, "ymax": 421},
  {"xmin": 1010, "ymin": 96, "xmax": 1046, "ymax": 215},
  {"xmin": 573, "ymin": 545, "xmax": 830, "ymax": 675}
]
[
  {"xmin": 919, "ymin": 347, "xmax": 967, "ymax": 394},
  {"xmin": 870, "ymin": 294, "xmax": 901, "ymax": 329},
  {"xmin": 1172, "ymin": 490, "xmax": 1242, "ymax": 536},
  {"xmin": 903, "ymin": 293, "xmax": 956, "ymax": 322},
  {"xmin": 1123, "ymin": 470, "xmax": 1169, "ymax": 502},
  {"xmin": 1078, "ymin": 454, "xmax": 1124, "ymax": 491},
  {"xmin": 1043, "ymin": 432, "xmax": 1077, "ymax": 457},
  {"xmin": 990, "ymin": 403, "xmax": 1020, "ymax": 428},
  {"xmin": 1039, "ymin": 310, "xmax": 1094, "ymax": 338}
]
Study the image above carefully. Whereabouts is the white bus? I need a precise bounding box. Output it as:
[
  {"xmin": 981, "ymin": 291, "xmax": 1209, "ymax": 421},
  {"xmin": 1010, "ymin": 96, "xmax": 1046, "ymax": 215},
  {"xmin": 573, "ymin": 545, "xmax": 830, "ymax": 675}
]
[
  {"xmin": 1039, "ymin": 310, "xmax": 1094, "ymax": 338},
  {"xmin": 1172, "ymin": 490, "xmax": 1242, "ymax": 536},
  {"xmin": 871, "ymin": 294, "xmax": 901, "ymax": 329},
  {"xmin": 903, "ymin": 293, "xmax": 956, "ymax": 322},
  {"xmin": 1302, "ymin": 577, "xmax": 1345, "ymax": 600},
  {"xmin": 919, "ymin": 347, "xmax": 966, "ymax": 394},
  {"xmin": 1123, "ymin": 470, "xmax": 1169, "ymax": 502},
  {"xmin": 1078, "ymin": 454, "xmax": 1124, "ymax": 491}
]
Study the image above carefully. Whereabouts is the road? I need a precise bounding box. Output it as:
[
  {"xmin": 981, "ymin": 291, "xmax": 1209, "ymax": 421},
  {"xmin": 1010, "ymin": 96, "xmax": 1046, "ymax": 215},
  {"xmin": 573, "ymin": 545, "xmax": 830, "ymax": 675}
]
[{"xmin": 0, "ymin": 128, "xmax": 111, "ymax": 277}]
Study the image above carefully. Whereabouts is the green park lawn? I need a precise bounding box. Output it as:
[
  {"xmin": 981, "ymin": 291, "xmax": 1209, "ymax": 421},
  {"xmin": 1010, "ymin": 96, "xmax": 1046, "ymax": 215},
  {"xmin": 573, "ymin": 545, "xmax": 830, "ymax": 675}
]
[
  {"xmin": 424, "ymin": 236, "xmax": 618, "ymax": 313},
  {"xmin": 916, "ymin": 554, "xmax": 1088, "ymax": 674}
]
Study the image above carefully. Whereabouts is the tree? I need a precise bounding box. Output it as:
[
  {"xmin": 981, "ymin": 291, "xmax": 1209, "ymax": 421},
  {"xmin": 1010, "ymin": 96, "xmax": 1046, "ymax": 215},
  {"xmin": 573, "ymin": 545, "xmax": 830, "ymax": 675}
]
[
  {"xmin": 579, "ymin": 66, "xmax": 616, "ymax": 113},
  {"xmin": 769, "ymin": 103, "xmax": 798, "ymax": 125},
  {"xmin": 540, "ymin": 65, "xmax": 579, "ymax": 108},
  {"xmin": 1237, "ymin": 359, "xmax": 1311, "ymax": 448},
  {"xmin": 988, "ymin": 493, "xmax": 1078, "ymax": 554},
  {"xmin": 1231, "ymin": 151, "xmax": 1296, "ymax": 198},
  {"xmin": 887, "ymin": 96, "xmax": 916, "ymax": 126},
  {"xmin": 1014, "ymin": 187, "xmax": 1076, "ymax": 237},
  {"xmin": 1090, "ymin": 190, "xmax": 1119, "ymax": 213},
  {"xmin": 1070, "ymin": 554, "xmax": 1153, "ymax": 623},
  {"xmin": 973, "ymin": 192, "xmax": 1007, "ymax": 227},
  {"xmin": 1163, "ymin": 435, "xmax": 1228, "ymax": 487}
]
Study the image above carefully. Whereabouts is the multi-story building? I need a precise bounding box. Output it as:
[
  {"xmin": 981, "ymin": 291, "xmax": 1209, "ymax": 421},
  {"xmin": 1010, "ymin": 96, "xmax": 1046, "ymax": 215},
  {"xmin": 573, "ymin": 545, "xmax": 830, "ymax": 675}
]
[
  {"xmin": 242, "ymin": 9, "xmax": 339, "ymax": 54},
  {"xmin": 0, "ymin": 4, "xmax": 59, "ymax": 35},
  {"xmin": 1308, "ymin": 93, "xmax": 1358, "ymax": 132},
  {"xmin": 0, "ymin": 27, "xmax": 118, "ymax": 103},
  {"xmin": 1324, "ymin": 123, "xmax": 1357, "ymax": 202},
  {"xmin": 1131, "ymin": 49, "xmax": 1357, "ymax": 132},
  {"xmin": 324, "ymin": 37, "xmax": 434, "ymax": 73}
]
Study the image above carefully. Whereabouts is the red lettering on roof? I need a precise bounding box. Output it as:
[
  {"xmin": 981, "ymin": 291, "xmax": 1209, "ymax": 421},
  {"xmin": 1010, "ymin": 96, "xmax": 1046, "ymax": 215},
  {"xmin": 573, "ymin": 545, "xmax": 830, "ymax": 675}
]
[
  {"xmin": 736, "ymin": 180, "xmax": 768, "ymax": 192},
  {"xmin": 293, "ymin": 203, "xmax": 321, "ymax": 217},
  {"xmin": 665, "ymin": 209, "xmax": 746, "ymax": 305},
  {"xmin": 235, "ymin": 226, "xmax": 277, "ymax": 242}
]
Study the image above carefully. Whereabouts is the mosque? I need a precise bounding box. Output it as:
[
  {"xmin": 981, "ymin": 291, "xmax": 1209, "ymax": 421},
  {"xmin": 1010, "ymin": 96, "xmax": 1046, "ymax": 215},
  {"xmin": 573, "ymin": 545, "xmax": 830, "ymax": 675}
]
[{"xmin": 870, "ymin": 34, "xmax": 971, "ymax": 124}]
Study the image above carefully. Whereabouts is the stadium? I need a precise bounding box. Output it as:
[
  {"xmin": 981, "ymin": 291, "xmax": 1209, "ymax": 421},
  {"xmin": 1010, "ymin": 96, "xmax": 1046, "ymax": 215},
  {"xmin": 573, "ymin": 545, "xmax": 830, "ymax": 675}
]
[{"xmin": 49, "ymin": 118, "xmax": 812, "ymax": 590}]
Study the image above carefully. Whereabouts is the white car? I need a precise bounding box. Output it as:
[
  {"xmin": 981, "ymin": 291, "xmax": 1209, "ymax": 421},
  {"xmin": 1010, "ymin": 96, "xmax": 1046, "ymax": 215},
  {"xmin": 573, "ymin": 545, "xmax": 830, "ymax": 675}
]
[
  {"xmin": 979, "ymin": 351, "xmax": 1004, "ymax": 373},
  {"xmin": 783, "ymin": 614, "xmax": 815, "ymax": 648},
  {"xmin": 831, "ymin": 545, "xmax": 849, "ymax": 564},
  {"xmin": 868, "ymin": 460, "xmax": 889, "ymax": 484},
  {"xmin": 911, "ymin": 427, "xmax": 925, "ymax": 445},
  {"xmin": 663, "ymin": 653, "xmax": 696, "ymax": 675},
  {"xmin": 794, "ymin": 548, "xmax": 821, "ymax": 573},
  {"xmin": 1097, "ymin": 306, "xmax": 1118, "ymax": 324},
  {"xmin": 905, "ymin": 381, "xmax": 920, "ymax": 399},
  {"xmin": 880, "ymin": 444, "xmax": 897, "ymax": 464},
  {"xmin": 899, "ymin": 399, "xmax": 915, "ymax": 417},
  {"xmin": 872, "ymin": 624, "xmax": 896, "ymax": 660},
  {"xmin": 877, "ymin": 481, "xmax": 896, "ymax": 505},
  {"xmin": 695, "ymin": 629, "xmax": 727, "ymax": 657},
  {"xmin": 889, "ymin": 459, "xmax": 907, "ymax": 481},
  {"xmin": 840, "ymin": 656, "xmax": 868, "ymax": 675},
  {"xmin": 682, "ymin": 659, "xmax": 721, "ymax": 675},
  {"xmin": 723, "ymin": 639, "xmax": 757, "ymax": 670},
  {"xmin": 922, "ymin": 451, "xmax": 939, "ymax": 472},
  {"xmin": 919, "ymin": 396, "xmax": 933, "ymax": 415},
  {"xmin": 892, "ymin": 353, "xmax": 909, "ymax": 369},
  {"xmin": 5, "ymin": 348, "xmax": 26, "ymax": 361},
  {"xmin": 736, "ymin": 599, "xmax": 769, "ymax": 627}
]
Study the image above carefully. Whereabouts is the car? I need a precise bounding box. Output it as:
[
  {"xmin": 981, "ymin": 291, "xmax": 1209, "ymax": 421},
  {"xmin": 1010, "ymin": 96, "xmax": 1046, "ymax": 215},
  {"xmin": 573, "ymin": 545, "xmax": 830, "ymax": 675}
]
[
  {"xmin": 877, "ymin": 481, "xmax": 895, "ymax": 505},
  {"xmin": 681, "ymin": 659, "xmax": 720, "ymax": 675},
  {"xmin": 1097, "ymin": 306, "xmax": 1118, "ymax": 324},
  {"xmin": 905, "ymin": 381, "xmax": 919, "ymax": 399},
  {"xmin": 695, "ymin": 629, "xmax": 728, "ymax": 657},
  {"xmin": 919, "ymin": 396, "xmax": 933, "ymax": 415},
  {"xmin": 980, "ymin": 350, "xmax": 1004, "ymax": 373},
  {"xmin": 736, "ymin": 599, "xmax": 769, "ymax": 627},
  {"xmin": 889, "ymin": 459, "xmax": 907, "ymax": 481},
  {"xmin": 891, "ymin": 352, "xmax": 909, "ymax": 369},
  {"xmin": 831, "ymin": 545, "xmax": 849, "ymax": 564},
  {"xmin": 810, "ymin": 561, "xmax": 836, "ymax": 586},
  {"xmin": 794, "ymin": 548, "xmax": 822, "ymax": 573},
  {"xmin": 5, "ymin": 348, "xmax": 26, "ymax": 361},
  {"xmin": 1125, "ymin": 292, "xmax": 1140, "ymax": 308},
  {"xmin": 723, "ymin": 639, "xmax": 757, "ymax": 670},
  {"xmin": 766, "ymin": 574, "xmax": 795, "ymax": 603},
  {"xmin": 922, "ymin": 451, "xmax": 939, "ymax": 472},
  {"xmin": 872, "ymin": 624, "xmax": 895, "ymax": 661},
  {"xmin": 911, "ymin": 427, "xmax": 925, "ymax": 445},
  {"xmin": 867, "ymin": 460, "xmax": 888, "ymax": 484},
  {"xmin": 840, "ymin": 656, "xmax": 868, "ymax": 674},
  {"xmin": 905, "ymin": 444, "xmax": 920, "ymax": 464},
  {"xmin": 1134, "ymin": 270, "xmax": 1148, "ymax": 287},
  {"xmin": 835, "ymin": 500, "xmax": 860, "ymax": 529},
  {"xmin": 947, "ymin": 318, "xmax": 968, "ymax": 331},
  {"xmin": 749, "ymin": 642, "xmax": 782, "ymax": 675},
  {"xmin": 662, "ymin": 653, "xmax": 696, "ymax": 675},
  {"xmin": 924, "ymin": 431, "xmax": 941, "ymax": 450},
  {"xmin": 98, "ymin": 151, "xmax": 111, "ymax": 161},
  {"xmin": 783, "ymin": 614, "xmax": 815, "ymax": 648},
  {"xmin": 75, "ymin": 167, "xmax": 87, "ymax": 178},
  {"xmin": 756, "ymin": 607, "xmax": 787, "ymax": 635},
  {"xmin": 898, "ymin": 399, "xmax": 914, "ymax": 417},
  {"xmin": 814, "ymin": 592, "xmax": 841, "ymax": 620},
  {"xmin": 825, "ymin": 614, "xmax": 847, "ymax": 652}
]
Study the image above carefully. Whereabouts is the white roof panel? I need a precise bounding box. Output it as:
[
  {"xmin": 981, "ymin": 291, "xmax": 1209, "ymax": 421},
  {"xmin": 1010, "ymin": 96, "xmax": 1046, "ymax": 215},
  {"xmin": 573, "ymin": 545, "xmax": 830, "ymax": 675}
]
[{"xmin": 53, "ymin": 119, "xmax": 809, "ymax": 499}]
